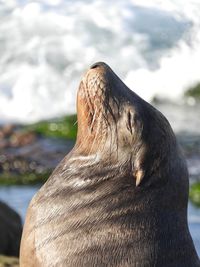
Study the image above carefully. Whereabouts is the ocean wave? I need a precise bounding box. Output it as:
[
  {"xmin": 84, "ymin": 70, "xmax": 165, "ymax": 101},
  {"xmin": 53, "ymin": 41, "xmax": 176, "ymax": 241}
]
[{"xmin": 0, "ymin": 0, "xmax": 200, "ymax": 123}]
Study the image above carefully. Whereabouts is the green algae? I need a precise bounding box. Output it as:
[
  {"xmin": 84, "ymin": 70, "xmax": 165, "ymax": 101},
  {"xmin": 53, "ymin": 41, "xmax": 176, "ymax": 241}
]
[
  {"xmin": 185, "ymin": 83, "xmax": 200, "ymax": 100},
  {"xmin": 0, "ymin": 172, "xmax": 50, "ymax": 186},
  {"xmin": 189, "ymin": 182, "xmax": 200, "ymax": 207},
  {"xmin": 25, "ymin": 114, "xmax": 77, "ymax": 140}
]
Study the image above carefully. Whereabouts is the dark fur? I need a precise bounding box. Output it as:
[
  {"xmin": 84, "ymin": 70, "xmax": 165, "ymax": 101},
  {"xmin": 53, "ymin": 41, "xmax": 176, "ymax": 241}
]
[
  {"xmin": 20, "ymin": 62, "xmax": 200, "ymax": 267},
  {"xmin": 0, "ymin": 201, "xmax": 22, "ymax": 256}
]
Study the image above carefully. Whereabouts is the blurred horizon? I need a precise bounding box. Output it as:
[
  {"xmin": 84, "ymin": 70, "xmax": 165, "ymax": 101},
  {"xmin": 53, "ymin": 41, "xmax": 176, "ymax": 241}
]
[{"xmin": 0, "ymin": 0, "xmax": 200, "ymax": 124}]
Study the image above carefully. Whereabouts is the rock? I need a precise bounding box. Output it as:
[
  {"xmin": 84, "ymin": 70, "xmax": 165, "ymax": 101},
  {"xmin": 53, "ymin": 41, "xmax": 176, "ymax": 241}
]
[
  {"xmin": 0, "ymin": 136, "xmax": 74, "ymax": 185},
  {"xmin": 0, "ymin": 202, "xmax": 22, "ymax": 257},
  {"xmin": 0, "ymin": 120, "xmax": 75, "ymax": 185},
  {"xmin": 0, "ymin": 124, "xmax": 36, "ymax": 149},
  {"xmin": 0, "ymin": 255, "xmax": 19, "ymax": 267},
  {"xmin": 3, "ymin": 125, "xmax": 14, "ymax": 136},
  {"xmin": 0, "ymin": 125, "xmax": 15, "ymax": 138},
  {"xmin": 0, "ymin": 140, "xmax": 9, "ymax": 150},
  {"xmin": 10, "ymin": 131, "xmax": 36, "ymax": 147}
]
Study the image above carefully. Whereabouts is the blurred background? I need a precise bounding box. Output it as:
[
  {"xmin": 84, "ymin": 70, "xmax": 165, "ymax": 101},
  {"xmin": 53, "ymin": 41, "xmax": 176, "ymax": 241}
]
[{"xmin": 0, "ymin": 0, "xmax": 200, "ymax": 265}]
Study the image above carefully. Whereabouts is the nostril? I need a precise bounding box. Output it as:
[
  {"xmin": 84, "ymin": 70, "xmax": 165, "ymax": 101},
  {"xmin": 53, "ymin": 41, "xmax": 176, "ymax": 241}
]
[
  {"xmin": 90, "ymin": 63, "xmax": 99, "ymax": 69},
  {"xmin": 90, "ymin": 62, "xmax": 107, "ymax": 69}
]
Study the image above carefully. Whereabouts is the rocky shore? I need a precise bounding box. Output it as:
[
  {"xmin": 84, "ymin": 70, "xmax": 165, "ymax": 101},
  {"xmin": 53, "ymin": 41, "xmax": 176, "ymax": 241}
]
[{"xmin": 0, "ymin": 116, "xmax": 76, "ymax": 185}]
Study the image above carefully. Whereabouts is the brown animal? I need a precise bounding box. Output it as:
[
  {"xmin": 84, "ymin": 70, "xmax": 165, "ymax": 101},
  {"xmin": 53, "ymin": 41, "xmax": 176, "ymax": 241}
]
[{"xmin": 20, "ymin": 62, "xmax": 200, "ymax": 267}]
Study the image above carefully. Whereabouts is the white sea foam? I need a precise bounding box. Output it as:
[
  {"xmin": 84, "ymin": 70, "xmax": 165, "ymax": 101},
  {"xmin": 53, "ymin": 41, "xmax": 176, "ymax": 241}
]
[{"xmin": 0, "ymin": 0, "xmax": 200, "ymax": 123}]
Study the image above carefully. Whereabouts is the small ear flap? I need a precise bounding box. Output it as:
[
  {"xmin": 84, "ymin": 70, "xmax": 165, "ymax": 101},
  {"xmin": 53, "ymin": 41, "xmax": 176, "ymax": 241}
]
[
  {"xmin": 133, "ymin": 145, "xmax": 147, "ymax": 187},
  {"xmin": 133, "ymin": 169, "xmax": 145, "ymax": 186}
]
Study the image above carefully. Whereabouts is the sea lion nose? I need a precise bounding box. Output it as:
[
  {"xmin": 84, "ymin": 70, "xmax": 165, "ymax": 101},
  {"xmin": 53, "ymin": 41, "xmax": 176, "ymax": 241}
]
[{"xmin": 90, "ymin": 62, "xmax": 108, "ymax": 69}]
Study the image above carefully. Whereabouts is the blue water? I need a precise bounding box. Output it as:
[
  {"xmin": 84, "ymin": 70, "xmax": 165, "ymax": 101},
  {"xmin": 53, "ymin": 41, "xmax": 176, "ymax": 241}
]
[
  {"xmin": 0, "ymin": 185, "xmax": 40, "ymax": 221},
  {"xmin": 0, "ymin": 185, "xmax": 199, "ymax": 256}
]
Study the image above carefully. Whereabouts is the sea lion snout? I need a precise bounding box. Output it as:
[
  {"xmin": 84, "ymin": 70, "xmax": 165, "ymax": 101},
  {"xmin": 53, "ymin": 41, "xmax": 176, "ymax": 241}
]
[
  {"xmin": 77, "ymin": 63, "xmax": 138, "ymax": 156},
  {"xmin": 90, "ymin": 61, "xmax": 108, "ymax": 69},
  {"xmin": 83, "ymin": 61, "xmax": 123, "ymax": 96}
]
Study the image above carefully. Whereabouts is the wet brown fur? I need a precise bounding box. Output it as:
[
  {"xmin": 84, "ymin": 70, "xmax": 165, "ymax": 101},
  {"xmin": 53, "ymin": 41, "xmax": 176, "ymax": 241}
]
[{"xmin": 20, "ymin": 62, "xmax": 200, "ymax": 267}]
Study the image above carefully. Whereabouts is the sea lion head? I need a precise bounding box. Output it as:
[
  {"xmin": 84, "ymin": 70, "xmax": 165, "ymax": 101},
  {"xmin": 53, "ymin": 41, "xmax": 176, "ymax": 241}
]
[{"xmin": 76, "ymin": 62, "xmax": 187, "ymax": 189}]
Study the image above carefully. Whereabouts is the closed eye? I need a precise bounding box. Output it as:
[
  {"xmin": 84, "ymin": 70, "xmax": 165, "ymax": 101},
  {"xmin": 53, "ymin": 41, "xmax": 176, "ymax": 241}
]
[{"xmin": 127, "ymin": 111, "xmax": 133, "ymax": 134}]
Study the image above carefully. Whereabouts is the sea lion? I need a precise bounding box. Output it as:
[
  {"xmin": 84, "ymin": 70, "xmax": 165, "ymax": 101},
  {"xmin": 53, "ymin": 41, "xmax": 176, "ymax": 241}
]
[{"xmin": 20, "ymin": 62, "xmax": 200, "ymax": 267}]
